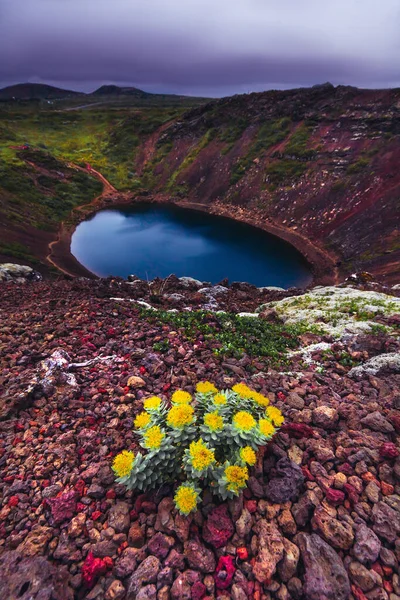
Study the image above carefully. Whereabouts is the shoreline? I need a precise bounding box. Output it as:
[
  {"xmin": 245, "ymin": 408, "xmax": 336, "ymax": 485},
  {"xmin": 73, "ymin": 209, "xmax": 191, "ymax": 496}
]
[{"xmin": 46, "ymin": 191, "xmax": 341, "ymax": 286}]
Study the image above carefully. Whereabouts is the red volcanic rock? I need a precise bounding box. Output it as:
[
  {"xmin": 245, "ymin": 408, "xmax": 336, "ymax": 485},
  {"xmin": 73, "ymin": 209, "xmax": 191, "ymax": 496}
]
[
  {"xmin": 214, "ymin": 556, "xmax": 236, "ymax": 590},
  {"xmin": 191, "ymin": 581, "xmax": 207, "ymax": 600},
  {"xmin": 236, "ymin": 547, "xmax": 249, "ymax": 560},
  {"xmin": 282, "ymin": 423, "xmax": 314, "ymax": 439},
  {"xmin": 343, "ymin": 483, "xmax": 359, "ymax": 504},
  {"xmin": 380, "ymin": 442, "xmax": 399, "ymax": 459},
  {"xmin": 82, "ymin": 552, "xmax": 111, "ymax": 589},
  {"xmin": 203, "ymin": 505, "xmax": 234, "ymax": 549},
  {"xmin": 8, "ymin": 496, "xmax": 19, "ymax": 507},
  {"xmin": 245, "ymin": 500, "xmax": 257, "ymax": 513},
  {"xmin": 47, "ymin": 490, "xmax": 77, "ymax": 524},
  {"xmin": 326, "ymin": 488, "xmax": 345, "ymax": 505}
]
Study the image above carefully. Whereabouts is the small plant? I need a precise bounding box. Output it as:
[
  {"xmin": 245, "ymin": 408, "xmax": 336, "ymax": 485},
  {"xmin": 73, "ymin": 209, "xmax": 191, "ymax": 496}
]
[{"xmin": 112, "ymin": 382, "xmax": 284, "ymax": 514}]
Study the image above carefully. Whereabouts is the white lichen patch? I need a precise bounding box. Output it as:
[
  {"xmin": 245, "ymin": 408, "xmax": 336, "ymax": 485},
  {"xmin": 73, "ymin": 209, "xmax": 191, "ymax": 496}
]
[
  {"xmin": 349, "ymin": 352, "xmax": 400, "ymax": 378},
  {"xmin": 257, "ymin": 286, "xmax": 400, "ymax": 337}
]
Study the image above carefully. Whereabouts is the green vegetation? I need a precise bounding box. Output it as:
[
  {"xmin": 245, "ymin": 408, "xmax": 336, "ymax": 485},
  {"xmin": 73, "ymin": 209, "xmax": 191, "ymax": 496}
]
[
  {"xmin": 0, "ymin": 241, "xmax": 39, "ymax": 263},
  {"xmin": 230, "ymin": 118, "xmax": 291, "ymax": 185},
  {"xmin": 347, "ymin": 157, "xmax": 370, "ymax": 174},
  {"xmin": 167, "ymin": 129, "xmax": 215, "ymax": 192},
  {"xmin": 0, "ymin": 151, "xmax": 102, "ymax": 229},
  {"xmin": 283, "ymin": 124, "xmax": 314, "ymax": 159},
  {"xmin": 265, "ymin": 159, "xmax": 308, "ymax": 184},
  {"xmin": 142, "ymin": 308, "xmax": 322, "ymax": 362}
]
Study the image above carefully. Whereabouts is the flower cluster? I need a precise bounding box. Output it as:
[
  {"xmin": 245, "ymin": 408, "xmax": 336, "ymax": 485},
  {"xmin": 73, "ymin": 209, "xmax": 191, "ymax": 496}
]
[{"xmin": 112, "ymin": 381, "xmax": 284, "ymax": 514}]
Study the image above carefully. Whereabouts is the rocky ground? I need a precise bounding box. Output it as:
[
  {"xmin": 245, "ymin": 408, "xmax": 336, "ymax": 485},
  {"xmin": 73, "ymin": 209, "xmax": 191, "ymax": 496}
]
[{"xmin": 1, "ymin": 270, "xmax": 400, "ymax": 600}]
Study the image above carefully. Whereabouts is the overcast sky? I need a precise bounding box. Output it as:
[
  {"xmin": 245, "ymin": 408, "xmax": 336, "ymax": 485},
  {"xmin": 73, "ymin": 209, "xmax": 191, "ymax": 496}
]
[{"xmin": 1, "ymin": 0, "xmax": 399, "ymax": 97}]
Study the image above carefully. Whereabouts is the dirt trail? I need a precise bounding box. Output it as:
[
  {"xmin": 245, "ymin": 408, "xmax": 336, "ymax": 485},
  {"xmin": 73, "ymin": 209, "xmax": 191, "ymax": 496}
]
[{"xmin": 45, "ymin": 164, "xmax": 117, "ymax": 276}]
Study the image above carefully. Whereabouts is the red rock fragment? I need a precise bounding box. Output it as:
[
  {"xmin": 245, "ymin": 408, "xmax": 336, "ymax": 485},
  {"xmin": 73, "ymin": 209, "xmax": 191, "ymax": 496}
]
[
  {"xmin": 106, "ymin": 489, "xmax": 116, "ymax": 500},
  {"xmin": 301, "ymin": 466, "xmax": 315, "ymax": 481},
  {"xmin": 343, "ymin": 483, "xmax": 359, "ymax": 504},
  {"xmin": 325, "ymin": 488, "xmax": 345, "ymax": 505},
  {"xmin": 75, "ymin": 479, "xmax": 85, "ymax": 496},
  {"xmin": 8, "ymin": 496, "xmax": 19, "ymax": 507},
  {"xmin": 82, "ymin": 552, "xmax": 111, "ymax": 589},
  {"xmin": 381, "ymin": 481, "xmax": 394, "ymax": 496},
  {"xmin": 91, "ymin": 510, "xmax": 102, "ymax": 521},
  {"xmin": 383, "ymin": 580, "xmax": 393, "ymax": 594},
  {"xmin": 192, "ymin": 581, "xmax": 207, "ymax": 600},
  {"xmin": 351, "ymin": 585, "xmax": 368, "ymax": 600},
  {"xmin": 380, "ymin": 442, "xmax": 399, "ymax": 459},
  {"xmin": 203, "ymin": 505, "xmax": 234, "ymax": 549},
  {"xmin": 282, "ymin": 423, "xmax": 314, "ymax": 439},
  {"xmin": 391, "ymin": 415, "xmax": 400, "ymax": 432},
  {"xmin": 245, "ymin": 500, "xmax": 257, "ymax": 514},
  {"xmin": 338, "ymin": 463, "xmax": 353, "ymax": 475},
  {"xmin": 214, "ymin": 556, "xmax": 236, "ymax": 590},
  {"xmin": 48, "ymin": 490, "xmax": 77, "ymax": 524},
  {"xmin": 236, "ymin": 547, "xmax": 248, "ymax": 560}
]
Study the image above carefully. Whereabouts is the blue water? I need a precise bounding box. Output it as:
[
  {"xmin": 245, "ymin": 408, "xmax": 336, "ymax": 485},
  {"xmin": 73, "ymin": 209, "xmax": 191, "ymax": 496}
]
[{"xmin": 71, "ymin": 203, "xmax": 312, "ymax": 288}]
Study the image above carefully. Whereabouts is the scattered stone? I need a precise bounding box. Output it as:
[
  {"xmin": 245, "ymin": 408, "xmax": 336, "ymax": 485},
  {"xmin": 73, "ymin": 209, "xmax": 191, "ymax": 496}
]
[
  {"xmin": 264, "ymin": 457, "xmax": 305, "ymax": 503},
  {"xmin": 203, "ymin": 504, "xmax": 234, "ymax": 549},
  {"xmin": 372, "ymin": 501, "xmax": 400, "ymax": 543},
  {"xmin": 312, "ymin": 505, "xmax": 354, "ymax": 549},
  {"xmin": 253, "ymin": 519, "xmax": 284, "ymax": 583},
  {"xmin": 108, "ymin": 502, "xmax": 130, "ymax": 533},
  {"xmin": 360, "ymin": 412, "xmax": 395, "ymax": 433},
  {"xmin": 17, "ymin": 525, "xmax": 52, "ymax": 556},
  {"xmin": 297, "ymin": 533, "xmax": 350, "ymax": 600},
  {"xmin": 353, "ymin": 524, "xmax": 382, "ymax": 565},
  {"xmin": 184, "ymin": 539, "xmax": 216, "ymax": 573},
  {"xmin": 0, "ymin": 551, "xmax": 73, "ymax": 599},
  {"xmin": 313, "ymin": 406, "xmax": 339, "ymax": 429},
  {"xmin": 126, "ymin": 556, "xmax": 161, "ymax": 599}
]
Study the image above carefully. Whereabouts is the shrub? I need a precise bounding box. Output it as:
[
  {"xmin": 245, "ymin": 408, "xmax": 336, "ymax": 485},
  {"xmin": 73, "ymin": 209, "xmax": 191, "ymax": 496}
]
[{"xmin": 112, "ymin": 382, "xmax": 284, "ymax": 514}]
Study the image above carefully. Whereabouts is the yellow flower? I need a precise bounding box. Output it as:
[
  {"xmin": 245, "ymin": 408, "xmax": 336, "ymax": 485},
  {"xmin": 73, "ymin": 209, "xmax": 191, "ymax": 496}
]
[
  {"xmin": 266, "ymin": 406, "xmax": 284, "ymax": 427},
  {"xmin": 232, "ymin": 383, "xmax": 254, "ymax": 398},
  {"xmin": 250, "ymin": 391, "xmax": 270, "ymax": 408},
  {"xmin": 144, "ymin": 396, "xmax": 162, "ymax": 411},
  {"xmin": 213, "ymin": 393, "xmax": 227, "ymax": 406},
  {"xmin": 143, "ymin": 425, "xmax": 164, "ymax": 450},
  {"xmin": 167, "ymin": 404, "xmax": 194, "ymax": 428},
  {"xmin": 189, "ymin": 439, "xmax": 215, "ymax": 471},
  {"xmin": 259, "ymin": 418, "xmax": 276, "ymax": 438},
  {"xmin": 134, "ymin": 411, "xmax": 151, "ymax": 430},
  {"xmin": 203, "ymin": 411, "xmax": 224, "ymax": 432},
  {"xmin": 112, "ymin": 450, "xmax": 134, "ymax": 478},
  {"xmin": 171, "ymin": 390, "xmax": 192, "ymax": 404},
  {"xmin": 225, "ymin": 464, "xmax": 249, "ymax": 492},
  {"xmin": 240, "ymin": 446, "xmax": 257, "ymax": 466},
  {"xmin": 174, "ymin": 484, "xmax": 199, "ymax": 515},
  {"xmin": 232, "ymin": 411, "xmax": 256, "ymax": 432},
  {"xmin": 196, "ymin": 381, "xmax": 218, "ymax": 394}
]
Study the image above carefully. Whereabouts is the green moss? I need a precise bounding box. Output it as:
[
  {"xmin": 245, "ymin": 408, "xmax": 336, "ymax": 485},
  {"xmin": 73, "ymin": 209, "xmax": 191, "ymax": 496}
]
[
  {"xmin": 347, "ymin": 157, "xmax": 370, "ymax": 174},
  {"xmin": 265, "ymin": 160, "xmax": 307, "ymax": 184},
  {"xmin": 141, "ymin": 308, "xmax": 322, "ymax": 363},
  {"xmin": 283, "ymin": 124, "xmax": 314, "ymax": 159},
  {"xmin": 230, "ymin": 118, "xmax": 291, "ymax": 185},
  {"xmin": 167, "ymin": 129, "xmax": 215, "ymax": 191}
]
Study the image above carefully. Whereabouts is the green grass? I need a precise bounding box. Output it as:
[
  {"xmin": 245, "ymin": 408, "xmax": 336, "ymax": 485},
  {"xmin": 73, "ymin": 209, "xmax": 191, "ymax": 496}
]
[
  {"xmin": 265, "ymin": 159, "xmax": 308, "ymax": 184},
  {"xmin": 347, "ymin": 157, "xmax": 370, "ymax": 175},
  {"xmin": 167, "ymin": 129, "xmax": 215, "ymax": 192},
  {"xmin": 283, "ymin": 124, "xmax": 314, "ymax": 159},
  {"xmin": 230, "ymin": 118, "xmax": 291, "ymax": 185},
  {"xmin": 141, "ymin": 308, "xmax": 323, "ymax": 363}
]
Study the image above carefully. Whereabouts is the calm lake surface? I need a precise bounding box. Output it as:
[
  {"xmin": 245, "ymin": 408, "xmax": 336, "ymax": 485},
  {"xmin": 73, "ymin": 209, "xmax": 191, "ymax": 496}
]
[{"xmin": 71, "ymin": 204, "xmax": 312, "ymax": 288}]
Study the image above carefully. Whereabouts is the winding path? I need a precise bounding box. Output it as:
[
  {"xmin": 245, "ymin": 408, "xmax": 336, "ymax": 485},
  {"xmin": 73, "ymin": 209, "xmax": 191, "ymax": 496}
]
[{"xmin": 46, "ymin": 164, "xmax": 116, "ymax": 276}]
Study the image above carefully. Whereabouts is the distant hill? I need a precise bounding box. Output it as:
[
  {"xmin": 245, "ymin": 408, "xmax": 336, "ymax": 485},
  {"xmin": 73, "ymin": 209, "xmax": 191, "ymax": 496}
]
[
  {"xmin": 0, "ymin": 83, "xmax": 82, "ymax": 100},
  {"xmin": 92, "ymin": 85, "xmax": 148, "ymax": 97}
]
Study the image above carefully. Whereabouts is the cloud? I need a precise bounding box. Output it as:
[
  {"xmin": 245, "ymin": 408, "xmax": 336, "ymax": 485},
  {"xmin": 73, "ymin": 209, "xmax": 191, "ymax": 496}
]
[{"xmin": 1, "ymin": 0, "xmax": 399, "ymax": 95}]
